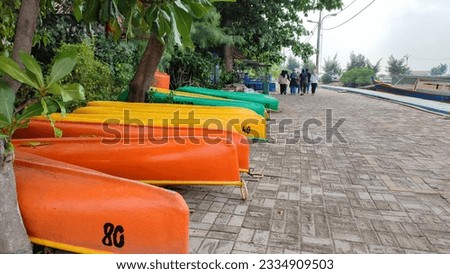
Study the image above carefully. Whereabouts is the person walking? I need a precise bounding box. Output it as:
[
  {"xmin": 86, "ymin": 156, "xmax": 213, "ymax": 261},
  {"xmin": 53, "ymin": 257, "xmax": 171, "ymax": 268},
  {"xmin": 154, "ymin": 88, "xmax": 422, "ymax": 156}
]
[
  {"xmin": 289, "ymin": 70, "xmax": 298, "ymax": 95},
  {"xmin": 277, "ymin": 70, "xmax": 289, "ymax": 95},
  {"xmin": 310, "ymin": 72, "xmax": 319, "ymax": 95},
  {"xmin": 299, "ymin": 69, "xmax": 307, "ymax": 95},
  {"xmin": 305, "ymin": 69, "xmax": 312, "ymax": 94}
]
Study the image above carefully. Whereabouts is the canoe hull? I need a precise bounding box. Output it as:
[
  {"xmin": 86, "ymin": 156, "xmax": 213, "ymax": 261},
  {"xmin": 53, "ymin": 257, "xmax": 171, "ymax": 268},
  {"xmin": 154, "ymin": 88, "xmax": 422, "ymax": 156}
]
[
  {"xmin": 177, "ymin": 86, "xmax": 279, "ymax": 111},
  {"xmin": 74, "ymin": 103, "xmax": 267, "ymax": 140},
  {"xmin": 42, "ymin": 111, "xmax": 266, "ymax": 141},
  {"xmin": 15, "ymin": 151, "xmax": 189, "ymax": 254},
  {"xmin": 149, "ymin": 89, "xmax": 269, "ymax": 118},
  {"xmin": 13, "ymin": 137, "xmax": 241, "ymax": 183},
  {"xmin": 13, "ymin": 119, "xmax": 250, "ymax": 172}
]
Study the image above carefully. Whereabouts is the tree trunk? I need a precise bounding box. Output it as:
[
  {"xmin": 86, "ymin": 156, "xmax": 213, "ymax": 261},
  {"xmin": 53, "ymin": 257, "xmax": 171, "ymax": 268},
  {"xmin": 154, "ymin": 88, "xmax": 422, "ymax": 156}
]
[
  {"xmin": 5, "ymin": 0, "xmax": 41, "ymax": 93},
  {"xmin": 0, "ymin": 140, "xmax": 33, "ymax": 253},
  {"xmin": 128, "ymin": 32, "xmax": 165, "ymax": 102},
  {"xmin": 224, "ymin": 44, "xmax": 234, "ymax": 72},
  {"xmin": 0, "ymin": 0, "xmax": 40, "ymax": 254}
]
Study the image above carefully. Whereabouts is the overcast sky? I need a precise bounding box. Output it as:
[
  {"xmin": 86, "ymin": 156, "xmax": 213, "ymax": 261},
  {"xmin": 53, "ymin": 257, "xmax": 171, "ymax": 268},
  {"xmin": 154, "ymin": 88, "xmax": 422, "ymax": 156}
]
[{"xmin": 302, "ymin": 0, "xmax": 450, "ymax": 74}]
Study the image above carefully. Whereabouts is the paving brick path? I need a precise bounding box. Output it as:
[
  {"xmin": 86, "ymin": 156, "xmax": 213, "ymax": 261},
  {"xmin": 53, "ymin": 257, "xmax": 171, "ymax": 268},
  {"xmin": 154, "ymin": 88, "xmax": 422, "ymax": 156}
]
[{"xmin": 172, "ymin": 88, "xmax": 450, "ymax": 254}]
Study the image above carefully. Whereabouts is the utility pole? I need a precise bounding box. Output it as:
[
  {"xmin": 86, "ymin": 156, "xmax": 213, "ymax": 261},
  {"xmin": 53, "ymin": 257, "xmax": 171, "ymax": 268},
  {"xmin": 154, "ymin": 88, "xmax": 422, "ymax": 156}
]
[
  {"xmin": 308, "ymin": 12, "xmax": 336, "ymax": 75},
  {"xmin": 315, "ymin": 10, "xmax": 322, "ymax": 75}
]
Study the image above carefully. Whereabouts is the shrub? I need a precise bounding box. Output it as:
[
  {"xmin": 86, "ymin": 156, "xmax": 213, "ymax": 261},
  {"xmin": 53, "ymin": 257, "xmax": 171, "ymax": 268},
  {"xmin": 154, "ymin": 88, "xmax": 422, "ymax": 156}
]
[
  {"xmin": 94, "ymin": 37, "xmax": 146, "ymax": 90},
  {"xmin": 56, "ymin": 42, "xmax": 116, "ymax": 110},
  {"xmin": 340, "ymin": 68, "xmax": 375, "ymax": 87},
  {"xmin": 321, "ymin": 74, "xmax": 333, "ymax": 84},
  {"xmin": 167, "ymin": 48, "xmax": 217, "ymax": 89}
]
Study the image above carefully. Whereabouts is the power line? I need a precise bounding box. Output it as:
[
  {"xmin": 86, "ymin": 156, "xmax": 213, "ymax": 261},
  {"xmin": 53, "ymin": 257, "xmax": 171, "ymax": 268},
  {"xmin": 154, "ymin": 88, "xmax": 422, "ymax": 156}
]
[
  {"xmin": 336, "ymin": 0, "xmax": 358, "ymax": 15},
  {"xmin": 304, "ymin": 0, "xmax": 356, "ymax": 43},
  {"xmin": 303, "ymin": 0, "xmax": 357, "ymax": 43},
  {"xmin": 303, "ymin": 24, "xmax": 318, "ymax": 43},
  {"xmin": 323, "ymin": 0, "xmax": 376, "ymax": 30}
]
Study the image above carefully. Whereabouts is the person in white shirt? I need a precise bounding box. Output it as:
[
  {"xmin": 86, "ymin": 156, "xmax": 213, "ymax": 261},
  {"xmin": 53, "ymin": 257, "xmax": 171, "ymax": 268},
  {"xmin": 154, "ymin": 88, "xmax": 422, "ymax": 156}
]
[
  {"xmin": 277, "ymin": 70, "xmax": 289, "ymax": 95},
  {"xmin": 310, "ymin": 73, "xmax": 319, "ymax": 95}
]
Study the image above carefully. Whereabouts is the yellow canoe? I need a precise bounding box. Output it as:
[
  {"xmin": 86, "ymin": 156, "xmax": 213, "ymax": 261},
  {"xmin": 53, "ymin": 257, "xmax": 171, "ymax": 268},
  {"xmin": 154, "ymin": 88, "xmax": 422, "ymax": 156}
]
[
  {"xmin": 86, "ymin": 100, "xmax": 263, "ymax": 119},
  {"xmin": 70, "ymin": 105, "xmax": 267, "ymax": 140}
]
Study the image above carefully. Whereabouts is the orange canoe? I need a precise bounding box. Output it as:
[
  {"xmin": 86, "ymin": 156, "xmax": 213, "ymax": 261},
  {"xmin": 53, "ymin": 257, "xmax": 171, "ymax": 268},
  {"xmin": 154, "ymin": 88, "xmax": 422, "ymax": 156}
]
[
  {"xmin": 13, "ymin": 136, "xmax": 241, "ymax": 185},
  {"xmin": 13, "ymin": 119, "xmax": 250, "ymax": 173},
  {"xmin": 15, "ymin": 151, "xmax": 189, "ymax": 254}
]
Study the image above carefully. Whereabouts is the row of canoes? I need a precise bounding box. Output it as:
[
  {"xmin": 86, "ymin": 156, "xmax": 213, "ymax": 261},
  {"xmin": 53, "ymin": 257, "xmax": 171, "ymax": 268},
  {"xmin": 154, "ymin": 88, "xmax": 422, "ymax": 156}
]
[
  {"xmin": 118, "ymin": 85, "xmax": 279, "ymax": 117},
  {"xmin": 13, "ymin": 85, "xmax": 279, "ymax": 254}
]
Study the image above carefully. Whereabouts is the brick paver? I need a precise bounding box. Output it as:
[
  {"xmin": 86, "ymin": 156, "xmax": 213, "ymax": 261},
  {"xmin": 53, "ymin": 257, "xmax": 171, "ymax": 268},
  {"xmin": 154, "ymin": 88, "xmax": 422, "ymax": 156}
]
[{"xmin": 171, "ymin": 88, "xmax": 450, "ymax": 254}]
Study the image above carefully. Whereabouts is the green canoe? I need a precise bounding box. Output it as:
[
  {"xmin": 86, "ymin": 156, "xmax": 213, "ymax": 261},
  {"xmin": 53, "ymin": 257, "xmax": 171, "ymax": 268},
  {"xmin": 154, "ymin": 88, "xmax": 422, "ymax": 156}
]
[
  {"xmin": 150, "ymin": 90, "xmax": 269, "ymax": 119},
  {"xmin": 176, "ymin": 86, "xmax": 279, "ymax": 111}
]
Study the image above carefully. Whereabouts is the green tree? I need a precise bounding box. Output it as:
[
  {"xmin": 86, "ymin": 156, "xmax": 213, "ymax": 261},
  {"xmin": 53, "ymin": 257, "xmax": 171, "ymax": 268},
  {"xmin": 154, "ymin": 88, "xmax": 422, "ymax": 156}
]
[
  {"xmin": 386, "ymin": 55, "xmax": 410, "ymax": 78},
  {"xmin": 167, "ymin": 47, "xmax": 217, "ymax": 89},
  {"xmin": 366, "ymin": 58, "xmax": 382, "ymax": 75},
  {"xmin": 287, "ymin": 56, "xmax": 301, "ymax": 72},
  {"xmin": 216, "ymin": 0, "xmax": 343, "ymax": 71},
  {"xmin": 346, "ymin": 52, "xmax": 367, "ymax": 71},
  {"xmin": 341, "ymin": 67, "xmax": 375, "ymax": 87},
  {"xmin": 0, "ymin": 0, "xmax": 21, "ymax": 54},
  {"xmin": 165, "ymin": 7, "xmax": 238, "ymax": 89},
  {"xmin": 430, "ymin": 63, "xmax": 448, "ymax": 76},
  {"xmin": 322, "ymin": 53, "xmax": 341, "ymax": 83},
  {"xmin": 73, "ymin": 0, "xmax": 236, "ymax": 103},
  {"xmin": 346, "ymin": 52, "xmax": 381, "ymax": 75}
]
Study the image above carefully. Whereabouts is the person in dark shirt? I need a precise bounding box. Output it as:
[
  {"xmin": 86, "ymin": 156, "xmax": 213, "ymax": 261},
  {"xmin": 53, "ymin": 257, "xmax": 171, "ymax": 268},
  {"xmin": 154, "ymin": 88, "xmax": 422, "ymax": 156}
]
[
  {"xmin": 289, "ymin": 70, "xmax": 298, "ymax": 95},
  {"xmin": 305, "ymin": 69, "xmax": 312, "ymax": 94}
]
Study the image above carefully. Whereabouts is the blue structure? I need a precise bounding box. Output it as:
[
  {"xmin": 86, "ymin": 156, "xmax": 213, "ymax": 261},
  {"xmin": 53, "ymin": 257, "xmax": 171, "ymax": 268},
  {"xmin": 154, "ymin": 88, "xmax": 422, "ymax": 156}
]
[{"xmin": 244, "ymin": 74, "xmax": 276, "ymax": 92}]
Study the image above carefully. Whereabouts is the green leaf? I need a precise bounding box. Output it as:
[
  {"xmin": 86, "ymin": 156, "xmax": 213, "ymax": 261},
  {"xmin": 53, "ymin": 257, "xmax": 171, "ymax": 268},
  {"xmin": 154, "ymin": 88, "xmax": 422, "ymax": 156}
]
[
  {"xmin": 174, "ymin": 0, "xmax": 189, "ymax": 13},
  {"xmin": 156, "ymin": 10, "xmax": 171, "ymax": 38},
  {"xmin": 144, "ymin": 5, "xmax": 159, "ymax": 25},
  {"xmin": 61, "ymin": 83, "xmax": 85, "ymax": 102},
  {"xmin": 41, "ymin": 98, "xmax": 49, "ymax": 116},
  {"xmin": 0, "ymin": 56, "xmax": 40, "ymax": 89},
  {"xmin": 99, "ymin": 0, "xmax": 111, "ymax": 23},
  {"xmin": 45, "ymin": 99, "xmax": 60, "ymax": 114},
  {"xmin": 53, "ymin": 99, "xmax": 66, "ymax": 117},
  {"xmin": 48, "ymin": 116, "xmax": 62, "ymax": 138},
  {"xmin": 83, "ymin": 0, "xmax": 101, "ymax": 23},
  {"xmin": 17, "ymin": 103, "xmax": 44, "ymax": 124},
  {"xmin": 172, "ymin": 4, "xmax": 194, "ymax": 48},
  {"xmin": 19, "ymin": 52, "xmax": 44, "ymax": 88},
  {"xmin": 187, "ymin": 3, "xmax": 210, "ymax": 18},
  {"xmin": 47, "ymin": 82, "xmax": 62, "ymax": 96},
  {"xmin": 0, "ymin": 80, "xmax": 15, "ymax": 126},
  {"xmin": 0, "ymin": 119, "xmax": 10, "ymax": 128},
  {"xmin": 111, "ymin": 19, "xmax": 122, "ymax": 41},
  {"xmin": 164, "ymin": 5, "xmax": 182, "ymax": 46},
  {"xmin": 47, "ymin": 56, "xmax": 77, "ymax": 87},
  {"xmin": 73, "ymin": 0, "xmax": 84, "ymax": 21},
  {"xmin": 117, "ymin": 0, "xmax": 136, "ymax": 18}
]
